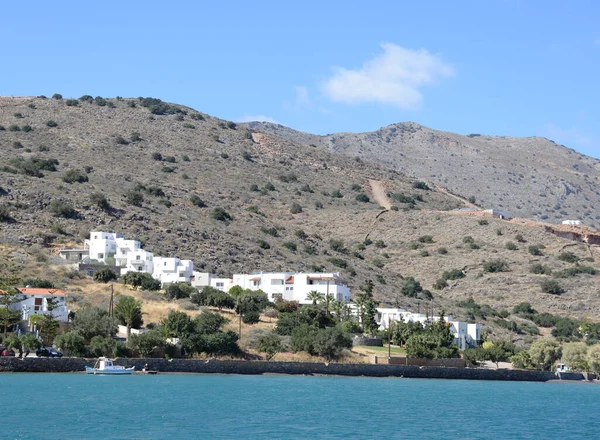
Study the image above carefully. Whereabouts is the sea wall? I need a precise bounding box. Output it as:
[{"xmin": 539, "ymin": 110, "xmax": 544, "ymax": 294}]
[{"xmin": 0, "ymin": 357, "xmax": 588, "ymax": 382}]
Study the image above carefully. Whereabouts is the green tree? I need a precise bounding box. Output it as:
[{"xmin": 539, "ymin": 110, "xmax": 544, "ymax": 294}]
[
  {"xmin": 128, "ymin": 330, "xmax": 165, "ymax": 357},
  {"xmin": 236, "ymin": 290, "xmax": 270, "ymax": 324},
  {"xmin": 257, "ymin": 333, "xmax": 283, "ymax": 360},
  {"xmin": 21, "ymin": 333, "xmax": 41, "ymax": 357},
  {"xmin": 71, "ymin": 307, "xmax": 117, "ymax": 342},
  {"xmin": 4, "ymin": 334, "xmax": 23, "ymax": 357},
  {"xmin": 114, "ymin": 295, "xmax": 143, "ymax": 339},
  {"xmin": 306, "ymin": 290, "xmax": 324, "ymax": 305},
  {"xmin": 160, "ymin": 311, "xmax": 194, "ymax": 339},
  {"xmin": 511, "ymin": 351, "xmax": 532, "ymax": 369},
  {"xmin": 165, "ymin": 282, "xmax": 195, "ymax": 300},
  {"xmin": 0, "ymin": 280, "xmax": 23, "ymax": 338},
  {"xmin": 54, "ymin": 331, "xmax": 86, "ymax": 356},
  {"xmin": 122, "ymin": 272, "xmax": 161, "ymax": 291},
  {"xmin": 93, "ymin": 268, "xmax": 117, "ymax": 283},
  {"xmin": 32, "ymin": 314, "xmax": 59, "ymax": 345},
  {"xmin": 562, "ymin": 342, "xmax": 589, "ymax": 371},
  {"xmin": 587, "ymin": 345, "xmax": 600, "ymax": 374},
  {"xmin": 528, "ymin": 339, "xmax": 562, "ymax": 371}
]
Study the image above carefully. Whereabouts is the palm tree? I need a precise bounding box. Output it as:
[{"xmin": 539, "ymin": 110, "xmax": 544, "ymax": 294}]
[
  {"xmin": 114, "ymin": 295, "xmax": 143, "ymax": 339},
  {"xmin": 330, "ymin": 299, "xmax": 344, "ymax": 319},
  {"xmin": 306, "ymin": 290, "xmax": 324, "ymax": 305}
]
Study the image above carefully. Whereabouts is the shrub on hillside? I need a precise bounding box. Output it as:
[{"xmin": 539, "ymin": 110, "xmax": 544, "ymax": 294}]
[
  {"xmin": 483, "ymin": 260, "xmax": 509, "ymax": 273},
  {"xmin": 190, "ymin": 195, "xmax": 206, "ymax": 208},
  {"xmin": 46, "ymin": 120, "xmax": 58, "ymax": 127},
  {"xmin": 65, "ymin": 99, "xmax": 79, "ymax": 107},
  {"xmin": 290, "ymin": 203, "xmax": 303, "ymax": 214},
  {"xmin": 558, "ymin": 252, "xmax": 580, "ymax": 263},
  {"xmin": 93, "ymin": 268, "xmax": 117, "ymax": 283},
  {"xmin": 49, "ymin": 200, "xmax": 77, "ymax": 219},
  {"xmin": 530, "ymin": 264, "xmax": 552, "ymax": 275},
  {"xmin": 505, "ymin": 242, "xmax": 518, "ymax": 250},
  {"xmin": 62, "ymin": 169, "xmax": 89, "ymax": 184},
  {"xmin": 211, "ymin": 207, "xmax": 231, "ymax": 222},
  {"xmin": 528, "ymin": 245, "xmax": 545, "ymax": 256},
  {"xmin": 355, "ymin": 193, "xmax": 370, "ymax": 203},
  {"xmin": 541, "ymin": 279, "xmax": 564, "ymax": 295},
  {"xmin": 413, "ymin": 181, "xmax": 430, "ymax": 190}
]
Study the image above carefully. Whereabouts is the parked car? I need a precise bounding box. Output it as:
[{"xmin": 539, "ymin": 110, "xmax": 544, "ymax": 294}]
[
  {"xmin": 1, "ymin": 348, "xmax": 16, "ymax": 357},
  {"xmin": 36, "ymin": 348, "xmax": 63, "ymax": 358}
]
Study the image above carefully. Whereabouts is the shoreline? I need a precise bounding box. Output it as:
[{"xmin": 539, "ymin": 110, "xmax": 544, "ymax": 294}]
[{"xmin": 0, "ymin": 357, "xmax": 592, "ymax": 382}]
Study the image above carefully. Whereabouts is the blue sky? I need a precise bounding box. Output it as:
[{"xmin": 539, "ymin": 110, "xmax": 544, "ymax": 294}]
[{"xmin": 2, "ymin": 1, "xmax": 599, "ymax": 157}]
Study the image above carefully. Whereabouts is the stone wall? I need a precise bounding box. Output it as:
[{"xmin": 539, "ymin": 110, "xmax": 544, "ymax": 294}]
[
  {"xmin": 0, "ymin": 357, "xmax": 588, "ymax": 382},
  {"xmin": 379, "ymin": 356, "xmax": 467, "ymax": 368}
]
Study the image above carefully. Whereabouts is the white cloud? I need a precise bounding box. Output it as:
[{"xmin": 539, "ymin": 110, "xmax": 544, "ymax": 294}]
[
  {"xmin": 321, "ymin": 43, "xmax": 454, "ymax": 110},
  {"xmin": 542, "ymin": 123, "xmax": 593, "ymax": 146},
  {"xmin": 237, "ymin": 115, "xmax": 279, "ymax": 124}
]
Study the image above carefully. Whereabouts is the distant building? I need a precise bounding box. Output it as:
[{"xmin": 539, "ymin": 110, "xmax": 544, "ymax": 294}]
[
  {"xmin": 153, "ymin": 257, "xmax": 194, "ymax": 286},
  {"xmin": 191, "ymin": 271, "xmax": 351, "ymax": 304},
  {"xmin": 58, "ymin": 247, "xmax": 89, "ymax": 263},
  {"xmin": 562, "ymin": 220, "xmax": 583, "ymax": 226},
  {"xmin": 376, "ymin": 308, "xmax": 481, "ymax": 349},
  {"xmin": 484, "ymin": 209, "xmax": 512, "ymax": 220},
  {"xmin": 1, "ymin": 288, "xmax": 70, "ymax": 323}
]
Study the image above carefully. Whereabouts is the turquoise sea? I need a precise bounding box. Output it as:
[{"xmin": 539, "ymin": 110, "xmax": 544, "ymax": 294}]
[{"xmin": 2, "ymin": 373, "xmax": 599, "ymax": 439}]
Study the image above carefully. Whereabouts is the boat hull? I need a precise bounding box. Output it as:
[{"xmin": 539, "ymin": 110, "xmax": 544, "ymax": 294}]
[{"xmin": 85, "ymin": 366, "xmax": 135, "ymax": 375}]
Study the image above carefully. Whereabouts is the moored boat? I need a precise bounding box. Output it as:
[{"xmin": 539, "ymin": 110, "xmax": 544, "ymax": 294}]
[{"xmin": 85, "ymin": 357, "xmax": 135, "ymax": 375}]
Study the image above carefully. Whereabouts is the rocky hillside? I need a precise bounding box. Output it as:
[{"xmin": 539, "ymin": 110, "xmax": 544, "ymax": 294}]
[
  {"xmin": 245, "ymin": 121, "xmax": 600, "ymax": 226},
  {"xmin": 2, "ymin": 96, "xmax": 600, "ymax": 340}
]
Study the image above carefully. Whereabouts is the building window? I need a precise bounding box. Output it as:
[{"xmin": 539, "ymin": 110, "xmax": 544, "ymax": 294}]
[
  {"xmin": 308, "ymin": 280, "xmax": 314, "ymax": 285},
  {"xmin": 164, "ymin": 262, "xmax": 167, "ymax": 266},
  {"xmin": 98, "ymin": 253, "xmax": 104, "ymax": 259},
  {"xmin": 94, "ymin": 235, "xmax": 97, "ymax": 239},
  {"xmin": 272, "ymin": 293, "xmax": 283, "ymax": 300},
  {"xmin": 216, "ymin": 282, "xmax": 224, "ymax": 288},
  {"xmin": 136, "ymin": 255, "xmax": 141, "ymax": 260},
  {"xmin": 179, "ymin": 273, "xmax": 185, "ymax": 278}
]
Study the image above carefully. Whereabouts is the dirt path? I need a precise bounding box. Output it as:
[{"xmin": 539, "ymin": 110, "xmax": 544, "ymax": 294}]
[{"xmin": 369, "ymin": 179, "xmax": 391, "ymax": 210}]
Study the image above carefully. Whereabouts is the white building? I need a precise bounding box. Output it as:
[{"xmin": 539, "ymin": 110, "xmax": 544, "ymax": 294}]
[
  {"xmin": 232, "ymin": 272, "xmax": 350, "ymax": 303},
  {"xmin": 192, "ymin": 272, "xmax": 234, "ymax": 292},
  {"xmin": 85, "ymin": 231, "xmax": 123, "ymax": 262},
  {"xmin": 191, "ymin": 271, "xmax": 351, "ymax": 304},
  {"xmin": 85, "ymin": 231, "xmax": 154, "ymax": 276},
  {"xmin": 562, "ymin": 220, "xmax": 583, "ymax": 226},
  {"xmin": 153, "ymin": 257, "xmax": 194, "ymax": 286},
  {"xmin": 376, "ymin": 308, "xmax": 481, "ymax": 349},
  {"xmin": 4, "ymin": 288, "xmax": 70, "ymax": 323},
  {"xmin": 484, "ymin": 209, "xmax": 512, "ymax": 220}
]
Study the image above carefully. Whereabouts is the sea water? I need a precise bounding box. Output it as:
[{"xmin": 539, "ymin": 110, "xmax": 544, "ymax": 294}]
[{"xmin": 2, "ymin": 373, "xmax": 599, "ymax": 439}]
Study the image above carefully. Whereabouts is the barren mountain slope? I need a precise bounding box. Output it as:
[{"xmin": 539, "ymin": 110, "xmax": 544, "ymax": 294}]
[
  {"xmin": 245, "ymin": 121, "xmax": 600, "ymax": 226},
  {"xmin": 2, "ymin": 96, "xmax": 600, "ymax": 340}
]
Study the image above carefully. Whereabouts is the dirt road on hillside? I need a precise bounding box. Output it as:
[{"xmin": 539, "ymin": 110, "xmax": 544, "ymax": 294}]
[{"xmin": 369, "ymin": 179, "xmax": 391, "ymax": 210}]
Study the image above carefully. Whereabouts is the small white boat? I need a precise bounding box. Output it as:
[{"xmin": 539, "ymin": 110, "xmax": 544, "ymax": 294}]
[{"xmin": 85, "ymin": 357, "xmax": 135, "ymax": 375}]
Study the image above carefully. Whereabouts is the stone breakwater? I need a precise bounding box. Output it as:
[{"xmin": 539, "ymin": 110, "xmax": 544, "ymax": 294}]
[{"xmin": 0, "ymin": 357, "xmax": 588, "ymax": 382}]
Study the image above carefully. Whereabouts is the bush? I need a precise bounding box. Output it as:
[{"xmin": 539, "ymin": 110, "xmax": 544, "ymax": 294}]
[
  {"xmin": 52, "ymin": 94, "xmax": 63, "ymax": 100},
  {"xmin": 93, "ymin": 268, "xmax": 118, "ymax": 283},
  {"xmin": 183, "ymin": 123, "xmax": 195, "ymax": 129},
  {"xmin": 437, "ymin": 247, "xmax": 448, "ymax": 255},
  {"xmin": 65, "ymin": 99, "xmax": 79, "ymax": 107},
  {"xmin": 125, "ymin": 190, "xmax": 144, "ymax": 207},
  {"xmin": 418, "ymin": 235, "xmax": 434, "ymax": 243},
  {"xmin": 261, "ymin": 227, "xmax": 278, "ymax": 237},
  {"xmin": 62, "ymin": 169, "xmax": 89, "ymax": 184},
  {"xmin": 211, "ymin": 207, "xmax": 231, "ymax": 222},
  {"xmin": 327, "ymin": 258, "xmax": 348, "ymax": 269},
  {"xmin": 558, "ymin": 252, "xmax": 579, "ymax": 263},
  {"xmin": 290, "ymin": 203, "xmax": 303, "ymax": 214},
  {"xmin": 46, "ymin": 120, "xmax": 58, "ymax": 127},
  {"xmin": 515, "ymin": 234, "xmax": 526, "ymax": 243},
  {"xmin": 413, "ymin": 181, "xmax": 430, "ymax": 190},
  {"xmin": 152, "ymin": 152, "xmax": 162, "ymax": 161},
  {"xmin": 528, "ymin": 245, "xmax": 544, "ymax": 256},
  {"xmin": 79, "ymin": 95, "xmax": 94, "ymax": 103},
  {"xmin": 442, "ymin": 269, "xmax": 465, "ymax": 280},
  {"xmin": 282, "ymin": 242, "xmax": 297, "ymax": 252},
  {"xmin": 541, "ymin": 279, "xmax": 564, "ymax": 295},
  {"xmin": 530, "ymin": 264, "xmax": 552, "ymax": 275},
  {"xmin": 22, "ymin": 125, "xmax": 32, "ymax": 132},
  {"xmin": 483, "ymin": 260, "xmax": 509, "ymax": 273},
  {"xmin": 258, "ymin": 240, "xmax": 270, "ymax": 249},
  {"xmin": 131, "ymin": 132, "xmax": 142, "ymax": 142},
  {"xmin": 242, "ymin": 151, "xmax": 253, "ymax": 161},
  {"xmin": 374, "ymin": 240, "xmax": 386, "ymax": 248},
  {"xmin": 165, "ymin": 283, "xmax": 196, "ymax": 300},
  {"xmin": 478, "ymin": 219, "xmax": 489, "ymax": 225},
  {"xmin": 355, "ymin": 193, "xmax": 370, "ymax": 203},
  {"xmin": 49, "ymin": 200, "xmax": 77, "ymax": 218},
  {"xmin": 8, "ymin": 124, "xmax": 20, "ymax": 132},
  {"xmin": 0, "ymin": 205, "xmax": 13, "ymax": 223},
  {"xmin": 505, "ymin": 242, "xmax": 517, "ymax": 250},
  {"xmin": 190, "ymin": 195, "xmax": 206, "ymax": 208},
  {"xmin": 122, "ymin": 272, "xmax": 161, "ymax": 291}
]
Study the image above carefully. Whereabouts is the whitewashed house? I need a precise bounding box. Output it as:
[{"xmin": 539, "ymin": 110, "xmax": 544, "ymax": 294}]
[
  {"xmin": 232, "ymin": 272, "xmax": 350, "ymax": 304},
  {"xmin": 153, "ymin": 257, "xmax": 194, "ymax": 286},
  {"xmin": 191, "ymin": 272, "xmax": 233, "ymax": 292},
  {"xmin": 84, "ymin": 231, "xmax": 154, "ymax": 276},
  {"xmin": 562, "ymin": 220, "xmax": 583, "ymax": 226},
  {"xmin": 2, "ymin": 288, "xmax": 70, "ymax": 323},
  {"xmin": 484, "ymin": 209, "xmax": 512, "ymax": 220},
  {"xmin": 376, "ymin": 308, "xmax": 481, "ymax": 349}
]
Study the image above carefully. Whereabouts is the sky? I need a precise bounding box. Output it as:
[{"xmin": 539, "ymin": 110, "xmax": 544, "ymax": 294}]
[{"xmin": 2, "ymin": 1, "xmax": 600, "ymax": 157}]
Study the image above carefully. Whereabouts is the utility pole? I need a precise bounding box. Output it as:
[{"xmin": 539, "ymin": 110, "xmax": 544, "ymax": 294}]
[{"xmin": 108, "ymin": 284, "xmax": 114, "ymax": 318}]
